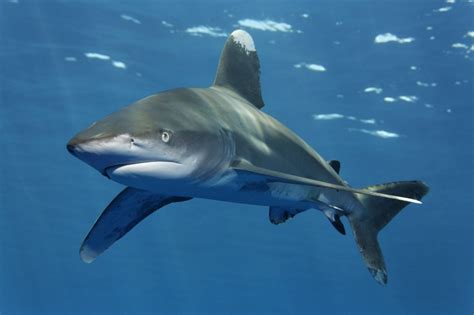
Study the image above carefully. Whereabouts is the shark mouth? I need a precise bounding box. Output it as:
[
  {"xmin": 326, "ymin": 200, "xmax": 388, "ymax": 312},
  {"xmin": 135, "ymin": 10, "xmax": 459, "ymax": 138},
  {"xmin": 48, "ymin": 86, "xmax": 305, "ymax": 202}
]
[{"xmin": 104, "ymin": 160, "xmax": 190, "ymax": 183}]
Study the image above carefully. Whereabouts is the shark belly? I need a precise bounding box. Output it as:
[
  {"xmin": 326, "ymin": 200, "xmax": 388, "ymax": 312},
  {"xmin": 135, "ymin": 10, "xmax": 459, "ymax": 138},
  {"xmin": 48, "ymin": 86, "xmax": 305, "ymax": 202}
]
[{"xmin": 108, "ymin": 163, "xmax": 318, "ymax": 208}]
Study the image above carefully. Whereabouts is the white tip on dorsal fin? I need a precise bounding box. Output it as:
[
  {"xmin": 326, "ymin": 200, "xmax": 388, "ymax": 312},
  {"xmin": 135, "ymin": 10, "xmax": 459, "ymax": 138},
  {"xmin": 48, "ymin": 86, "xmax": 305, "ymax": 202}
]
[
  {"xmin": 230, "ymin": 30, "xmax": 256, "ymax": 54},
  {"xmin": 213, "ymin": 30, "xmax": 265, "ymax": 109}
]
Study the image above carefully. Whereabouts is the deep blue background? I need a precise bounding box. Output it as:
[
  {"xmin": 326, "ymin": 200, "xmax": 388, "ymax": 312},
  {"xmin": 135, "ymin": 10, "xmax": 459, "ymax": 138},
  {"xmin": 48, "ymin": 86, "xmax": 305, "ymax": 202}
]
[{"xmin": 0, "ymin": 0, "xmax": 472, "ymax": 314}]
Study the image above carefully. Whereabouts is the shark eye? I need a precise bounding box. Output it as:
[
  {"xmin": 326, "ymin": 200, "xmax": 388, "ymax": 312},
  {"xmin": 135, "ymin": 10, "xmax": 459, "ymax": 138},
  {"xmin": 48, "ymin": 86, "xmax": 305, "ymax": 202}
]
[{"xmin": 161, "ymin": 131, "xmax": 171, "ymax": 143}]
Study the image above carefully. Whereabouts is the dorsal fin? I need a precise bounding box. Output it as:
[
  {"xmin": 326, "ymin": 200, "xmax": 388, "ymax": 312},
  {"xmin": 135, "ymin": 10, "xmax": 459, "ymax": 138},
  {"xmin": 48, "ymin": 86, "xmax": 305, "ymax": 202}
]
[
  {"xmin": 213, "ymin": 30, "xmax": 265, "ymax": 109},
  {"xmin": 328, "ymin": 160, "xmax": 341, "ymax": 174}
]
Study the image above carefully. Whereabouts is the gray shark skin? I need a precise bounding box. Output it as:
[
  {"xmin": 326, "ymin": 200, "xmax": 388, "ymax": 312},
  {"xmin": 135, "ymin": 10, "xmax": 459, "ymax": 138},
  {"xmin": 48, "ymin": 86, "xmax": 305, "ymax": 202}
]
[{"xmin": 67, "ymin": 30, "xmax": 429, "ymax": 285}]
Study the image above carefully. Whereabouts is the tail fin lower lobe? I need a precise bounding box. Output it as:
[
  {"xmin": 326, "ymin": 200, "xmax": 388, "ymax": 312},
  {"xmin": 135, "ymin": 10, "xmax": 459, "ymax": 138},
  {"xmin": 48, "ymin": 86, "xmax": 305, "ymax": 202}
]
[{"xmin": 348, "ymin": 181, "xmax": 429, "ymax": 285}]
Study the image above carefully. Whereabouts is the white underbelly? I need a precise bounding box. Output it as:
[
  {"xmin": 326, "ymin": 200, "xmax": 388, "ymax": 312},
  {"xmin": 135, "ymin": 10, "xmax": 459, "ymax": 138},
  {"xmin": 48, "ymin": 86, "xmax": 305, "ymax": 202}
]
[{"xmin": 108, "ymin": 165, "xmax": 316, "ymax": 208}]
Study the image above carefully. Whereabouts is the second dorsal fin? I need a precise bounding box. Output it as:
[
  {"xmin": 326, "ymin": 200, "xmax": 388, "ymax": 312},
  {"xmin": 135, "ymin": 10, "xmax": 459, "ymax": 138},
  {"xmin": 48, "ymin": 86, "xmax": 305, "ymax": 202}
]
[
  {"xmin": 328, "ymin": 160, "xmax": 341, "ymax": 174},
  {"xmin": 213, "ymin": 30, "xmax": 265, "ymax": 109}
]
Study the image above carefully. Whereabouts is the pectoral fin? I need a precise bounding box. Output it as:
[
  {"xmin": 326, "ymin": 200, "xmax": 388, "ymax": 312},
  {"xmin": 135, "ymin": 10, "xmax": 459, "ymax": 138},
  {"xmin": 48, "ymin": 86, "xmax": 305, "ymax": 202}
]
[
  {"xmin": 80, "ymin": 187, "xmax": 191, "ymax": 263},
  {"xmin": 231, "ymin": 160, "xmax": 422, "ymax": 204}
]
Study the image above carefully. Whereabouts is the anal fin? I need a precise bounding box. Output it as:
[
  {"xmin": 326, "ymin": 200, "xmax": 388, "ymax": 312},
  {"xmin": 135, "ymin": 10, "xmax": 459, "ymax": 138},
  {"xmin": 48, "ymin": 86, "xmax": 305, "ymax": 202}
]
[
  {"xmin": 329, "ymin": 214, "xmax": 346, "ymax": 235},
  {"xmin": 320, "ymin": 205, "xmax": 346, "ymax": 235}
]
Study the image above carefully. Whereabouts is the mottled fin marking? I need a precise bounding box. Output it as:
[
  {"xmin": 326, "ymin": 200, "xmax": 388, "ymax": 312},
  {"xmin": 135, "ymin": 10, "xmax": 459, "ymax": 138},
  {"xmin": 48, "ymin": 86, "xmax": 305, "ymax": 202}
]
[
  {"xmin": 213, "ymin": 30, "xmax": 265, "ymax": 109},
  {"xmin": 269, "ymin": 206, "xmax": 306, "ymax": 225}
]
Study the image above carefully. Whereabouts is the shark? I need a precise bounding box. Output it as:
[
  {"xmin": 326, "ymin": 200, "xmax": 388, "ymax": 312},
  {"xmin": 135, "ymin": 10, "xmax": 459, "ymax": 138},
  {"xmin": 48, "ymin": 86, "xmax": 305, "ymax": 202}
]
[{"xmin": 67, "ymin": 30, "xmax": 429, "ymax": 285}]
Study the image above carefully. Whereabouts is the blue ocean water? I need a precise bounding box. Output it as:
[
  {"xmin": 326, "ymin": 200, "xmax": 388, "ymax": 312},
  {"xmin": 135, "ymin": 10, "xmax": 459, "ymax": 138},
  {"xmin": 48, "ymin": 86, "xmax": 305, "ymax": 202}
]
[{"xmin": 0, "ymin": 0, "xmax": 473, "ymax": 314}]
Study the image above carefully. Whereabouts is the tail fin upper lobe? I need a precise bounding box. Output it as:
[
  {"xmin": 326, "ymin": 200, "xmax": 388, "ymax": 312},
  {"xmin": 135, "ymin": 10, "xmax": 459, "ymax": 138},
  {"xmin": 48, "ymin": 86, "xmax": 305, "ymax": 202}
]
[{"xmin": 348, "ymin": 181, "xmax": 429, "ymax": 285}]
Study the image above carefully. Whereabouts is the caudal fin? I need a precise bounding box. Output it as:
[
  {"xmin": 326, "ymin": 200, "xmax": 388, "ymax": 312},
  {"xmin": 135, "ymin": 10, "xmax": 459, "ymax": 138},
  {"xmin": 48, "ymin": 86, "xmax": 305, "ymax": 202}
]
[{"xmin": 348, "ymin": 181, "xmax": 429, "ymax": 285}]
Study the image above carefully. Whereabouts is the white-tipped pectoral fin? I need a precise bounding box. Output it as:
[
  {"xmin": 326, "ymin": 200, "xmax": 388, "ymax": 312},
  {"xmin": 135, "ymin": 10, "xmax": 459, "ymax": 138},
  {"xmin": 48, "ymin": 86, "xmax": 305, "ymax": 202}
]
[{"xmin": 80, "ymin": 187, "xmax": 191, "ymax": 263}]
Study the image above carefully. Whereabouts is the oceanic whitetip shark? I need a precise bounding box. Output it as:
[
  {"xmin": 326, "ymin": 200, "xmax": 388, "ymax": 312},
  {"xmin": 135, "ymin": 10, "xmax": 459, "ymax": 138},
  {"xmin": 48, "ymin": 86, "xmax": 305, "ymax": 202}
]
[{"xmin": 67, "ymin": 30, "xmax": 429, "ymax": 285}]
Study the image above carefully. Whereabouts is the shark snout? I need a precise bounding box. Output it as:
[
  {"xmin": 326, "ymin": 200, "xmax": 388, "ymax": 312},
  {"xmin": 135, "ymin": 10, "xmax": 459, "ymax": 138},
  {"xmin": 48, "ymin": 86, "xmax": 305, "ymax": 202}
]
[
  {"xmin": 67, "ymin": 142, "xmax": 77, "ymax": 155},
  {"xmin": 67, "ymin": 131, "xmax": 92, "ymax": 155},
  {"xmin": 67, "ymin": 142, "xmax": 109, "ymax": 178},
  {"xmin": 66, "ymin": 133, "xmax": 165, "ymax": 178},
  {"xmin": 67, "ymin": 135, "xmax": 89, "ymax": 157}
]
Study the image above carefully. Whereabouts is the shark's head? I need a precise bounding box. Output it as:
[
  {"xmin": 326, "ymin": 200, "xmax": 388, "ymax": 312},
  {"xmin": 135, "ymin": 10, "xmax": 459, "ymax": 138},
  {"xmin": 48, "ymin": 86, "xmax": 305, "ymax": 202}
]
[{"xmin": 67, "ymin": 89, "xmax": 234, "ymax": 190}]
